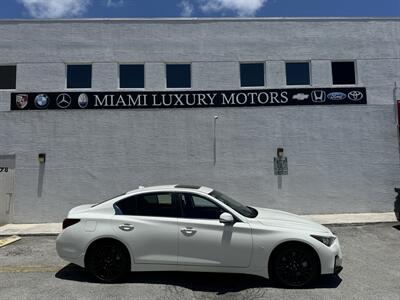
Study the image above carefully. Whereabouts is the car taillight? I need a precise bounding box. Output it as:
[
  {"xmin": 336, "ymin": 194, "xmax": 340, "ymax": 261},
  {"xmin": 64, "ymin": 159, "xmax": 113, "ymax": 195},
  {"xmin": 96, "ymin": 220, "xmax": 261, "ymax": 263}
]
[{"xmin": 62, "ymin": 218, "xmax": 80, "ymax": 230}]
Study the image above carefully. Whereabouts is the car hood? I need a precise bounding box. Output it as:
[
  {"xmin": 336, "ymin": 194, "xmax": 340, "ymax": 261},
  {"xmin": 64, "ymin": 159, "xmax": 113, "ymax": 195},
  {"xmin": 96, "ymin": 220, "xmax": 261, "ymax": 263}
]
[{"xmin": 251, "ymin": 207, "xmax": 331, "ymax": 234}]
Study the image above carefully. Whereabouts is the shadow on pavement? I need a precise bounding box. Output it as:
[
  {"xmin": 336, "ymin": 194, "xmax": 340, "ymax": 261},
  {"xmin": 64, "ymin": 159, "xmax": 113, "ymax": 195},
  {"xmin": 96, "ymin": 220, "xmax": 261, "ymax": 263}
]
[
  {"xmin": 55, "ymin": 264, "xmax": 342, "ymax": 293},
  {"xmin": 393, "ymin": 225, "xmax": 400, "ymax": 231}
]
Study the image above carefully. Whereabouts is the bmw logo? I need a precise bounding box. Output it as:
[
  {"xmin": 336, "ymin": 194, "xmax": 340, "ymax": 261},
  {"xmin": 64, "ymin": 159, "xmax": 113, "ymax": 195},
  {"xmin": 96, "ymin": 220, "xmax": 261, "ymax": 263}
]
[
  {"xmin": 34, "ymin": 94, "xmax": 50, "ymax": 109},
  {"xmin": 78, "ymin": 93, "xmax": 89, "ymax": 108}
]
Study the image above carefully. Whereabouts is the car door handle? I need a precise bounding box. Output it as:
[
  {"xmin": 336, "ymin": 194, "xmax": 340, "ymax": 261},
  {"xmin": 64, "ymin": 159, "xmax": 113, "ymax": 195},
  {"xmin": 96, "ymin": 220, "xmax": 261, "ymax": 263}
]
[
  {"xmin": 180, "ymin": 227, "xmax": 197, "ymax": 235},
  {"xmin": 119, "ymin": 224, "xmax": 134, "ymax": 232}
]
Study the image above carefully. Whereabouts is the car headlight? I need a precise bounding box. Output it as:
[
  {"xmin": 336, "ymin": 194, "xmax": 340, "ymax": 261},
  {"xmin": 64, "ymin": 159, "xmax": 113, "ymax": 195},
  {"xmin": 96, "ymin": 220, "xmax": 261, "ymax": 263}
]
[{"xmin": 311, "ymin": 235, "xmax": 336, "ymax": 247}]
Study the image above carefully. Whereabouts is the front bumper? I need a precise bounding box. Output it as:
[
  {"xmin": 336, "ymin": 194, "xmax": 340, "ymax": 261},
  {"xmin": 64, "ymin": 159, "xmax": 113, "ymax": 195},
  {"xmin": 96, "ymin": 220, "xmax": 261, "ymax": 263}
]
[
  {"xmin": 334, "ymin": 255, "xmax": 343, "ymax": 274},
  {"xmin": 334, "ymin": 266, "xmax": 343, "ymax": 274},
  {"xmin": 318, "ymin": 236, "xmax": 343, "ymax": 275}
]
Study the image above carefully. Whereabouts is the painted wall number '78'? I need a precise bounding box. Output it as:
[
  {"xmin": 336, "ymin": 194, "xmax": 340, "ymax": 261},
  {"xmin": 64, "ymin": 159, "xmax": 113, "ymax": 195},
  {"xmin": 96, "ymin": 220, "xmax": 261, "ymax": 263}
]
[{"xmin": 0, "ymin": 168, "xmax": 9, "ymax": 173}]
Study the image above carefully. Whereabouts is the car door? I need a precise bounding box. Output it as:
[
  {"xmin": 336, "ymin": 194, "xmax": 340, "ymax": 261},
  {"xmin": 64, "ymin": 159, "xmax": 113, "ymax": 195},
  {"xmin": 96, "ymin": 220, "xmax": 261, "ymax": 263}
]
[
  {"xmin": 177, "ymin": 193, "xmax": 252, "ymax": 267},
  {"xmin": 113, "ymin": 192, "xmax": 178, "ymax": 265}
]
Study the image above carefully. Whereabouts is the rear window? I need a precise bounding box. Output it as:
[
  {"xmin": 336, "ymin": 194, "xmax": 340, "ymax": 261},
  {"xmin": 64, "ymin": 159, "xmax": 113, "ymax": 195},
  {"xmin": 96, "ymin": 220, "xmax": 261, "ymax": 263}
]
[
  {"xmin": 115, "ymin": 192, "xmax": 177, "ymax": 217},
  {"xmin": 92, "ymin": 193, "xmax": 126, "ymax": 207}
]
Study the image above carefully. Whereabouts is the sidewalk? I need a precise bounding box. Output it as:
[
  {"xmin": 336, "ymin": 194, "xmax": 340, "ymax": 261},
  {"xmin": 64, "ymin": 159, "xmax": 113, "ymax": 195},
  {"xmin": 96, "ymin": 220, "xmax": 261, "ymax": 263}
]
[{"xmin": 0, "ymin": 212, "xmax": 397, "ymax": 236}]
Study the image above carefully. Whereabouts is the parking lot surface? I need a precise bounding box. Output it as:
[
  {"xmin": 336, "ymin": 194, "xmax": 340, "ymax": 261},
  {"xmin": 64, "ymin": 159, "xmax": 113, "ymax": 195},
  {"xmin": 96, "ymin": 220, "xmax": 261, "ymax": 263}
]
[{"xmin": 0, "ymin": 223, "xmax": 399, "ymax": 300}]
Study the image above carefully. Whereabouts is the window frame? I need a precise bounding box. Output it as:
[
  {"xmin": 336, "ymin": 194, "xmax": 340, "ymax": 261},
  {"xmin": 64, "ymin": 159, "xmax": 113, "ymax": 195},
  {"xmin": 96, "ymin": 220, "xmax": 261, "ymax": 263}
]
[
  {"xmin": 0, "ymin": 64, "xmax": 17, "ymax": 90},
  {"xmin": 165, "ymin": 63, "xmax": 192, "ymax": 90},
  {"xmin": 114, "ymin": 192, "xmax": 179, "ymax": 218},
  {"xmin": 331, "ymin": 60, "xmax": 357, "ymax": 86},
  {"xmin": 285, "ymin": 61, "xmax": 312, "ymax": 86},
  {"xmin": 239, "ymin": 62, "xmax": 266, "ymax": 89},
  {"xmin": 177, "ymin": 192, "xmax": 231, "ymax": 220},
  {"xmin": 65, "ymin": 63, "xmax": 93, "ymax": 90},
  {"xmin": 118, "ymin": 63, "xmax": 146, "ymax": 90}
]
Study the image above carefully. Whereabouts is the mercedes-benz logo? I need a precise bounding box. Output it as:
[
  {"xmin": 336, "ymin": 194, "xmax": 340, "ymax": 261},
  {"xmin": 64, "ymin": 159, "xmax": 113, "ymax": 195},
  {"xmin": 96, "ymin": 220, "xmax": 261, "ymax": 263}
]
[
  {"xmin": 348, "ymin": 91, "xmax": 363, "ymax": 101},
  {"xmin": 56, "ymin": 93, "xmax": 72, "ymax": 108}
]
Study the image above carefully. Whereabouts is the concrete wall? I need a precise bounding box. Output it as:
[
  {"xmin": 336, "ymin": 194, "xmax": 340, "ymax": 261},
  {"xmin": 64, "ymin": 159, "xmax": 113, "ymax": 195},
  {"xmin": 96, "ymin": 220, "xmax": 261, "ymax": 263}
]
[{"xmin": 0, "ymin": 18, "xmax": 399, "ymax": 222}]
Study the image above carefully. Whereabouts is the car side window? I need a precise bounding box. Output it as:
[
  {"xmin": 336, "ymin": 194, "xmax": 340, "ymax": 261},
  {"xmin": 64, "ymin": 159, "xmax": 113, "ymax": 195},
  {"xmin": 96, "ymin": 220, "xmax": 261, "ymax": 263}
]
[
  {"xmin": 115, "ymin": 192, "xmax": 177, "ymax": 217},
  {"xmin": 179, "ymin": 193, "xmax": 224, "ymax": 219},
  {"xmin": 114, "ymin": 196, "xmax": 136, "ymax": 215}
]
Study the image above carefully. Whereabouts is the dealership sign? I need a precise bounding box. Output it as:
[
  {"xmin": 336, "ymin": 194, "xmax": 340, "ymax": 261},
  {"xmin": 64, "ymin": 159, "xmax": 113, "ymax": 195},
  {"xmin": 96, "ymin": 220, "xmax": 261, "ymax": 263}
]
[{"xmin": 11, "ymin": 87, "xmax": 367, "ymax": 110}]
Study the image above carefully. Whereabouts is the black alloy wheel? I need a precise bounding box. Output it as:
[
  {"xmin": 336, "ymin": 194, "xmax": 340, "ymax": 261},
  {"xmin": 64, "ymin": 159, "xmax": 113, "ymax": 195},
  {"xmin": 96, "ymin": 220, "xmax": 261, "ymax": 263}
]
[
  {"xmin": 271, "ymin": 244, "xmax": 319, "ymax": 288},
  {"xmin": 86, "ymin": 241, "xmax": 130, "ymax": 283}
]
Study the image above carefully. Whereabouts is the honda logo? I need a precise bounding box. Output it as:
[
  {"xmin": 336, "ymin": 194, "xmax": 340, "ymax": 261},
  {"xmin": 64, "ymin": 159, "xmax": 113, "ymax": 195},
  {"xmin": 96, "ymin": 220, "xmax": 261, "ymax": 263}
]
[{"xmin": 311, "ymin": 90, "xmax": 326, "ymax": 103}]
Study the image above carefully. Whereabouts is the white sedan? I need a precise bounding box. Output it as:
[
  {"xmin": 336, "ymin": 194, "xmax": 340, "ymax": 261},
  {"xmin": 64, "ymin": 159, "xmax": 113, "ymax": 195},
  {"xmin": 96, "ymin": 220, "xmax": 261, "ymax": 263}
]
[{"xmin": 56, "ymin": 185, "xmax": 343, "ymax": 287}]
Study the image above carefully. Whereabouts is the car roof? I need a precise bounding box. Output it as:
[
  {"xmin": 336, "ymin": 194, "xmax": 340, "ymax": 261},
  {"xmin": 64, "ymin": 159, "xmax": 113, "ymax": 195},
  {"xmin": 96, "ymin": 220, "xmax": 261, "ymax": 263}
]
[{"xmin": 125, "ymin": 184, "xmax": 213, "ymax": 195}]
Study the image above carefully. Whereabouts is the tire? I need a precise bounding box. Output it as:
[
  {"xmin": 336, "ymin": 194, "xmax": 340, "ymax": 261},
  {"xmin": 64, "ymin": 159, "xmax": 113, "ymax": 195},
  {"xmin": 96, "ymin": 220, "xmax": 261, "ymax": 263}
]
[
  {"xmin": 270, "ymin": 243, "xmax": 319, "ymax": 288},
  {"xmin": 86, "ymin": 240, "xmax": 130, "ymax": 283}
]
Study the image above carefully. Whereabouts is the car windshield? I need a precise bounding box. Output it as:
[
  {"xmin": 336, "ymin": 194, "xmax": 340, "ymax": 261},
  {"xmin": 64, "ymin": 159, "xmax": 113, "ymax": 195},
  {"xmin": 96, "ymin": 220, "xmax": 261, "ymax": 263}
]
[{"xmin": 209, "ymin": 190, "xmax": 258, "ymax": 218}]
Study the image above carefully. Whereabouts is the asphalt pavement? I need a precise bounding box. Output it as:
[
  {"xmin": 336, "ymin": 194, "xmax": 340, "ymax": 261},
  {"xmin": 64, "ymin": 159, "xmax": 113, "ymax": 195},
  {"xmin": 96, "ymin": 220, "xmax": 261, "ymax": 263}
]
[{"xmin": 0, "ymin": 223, "xmax": 399, "ymax": 300}]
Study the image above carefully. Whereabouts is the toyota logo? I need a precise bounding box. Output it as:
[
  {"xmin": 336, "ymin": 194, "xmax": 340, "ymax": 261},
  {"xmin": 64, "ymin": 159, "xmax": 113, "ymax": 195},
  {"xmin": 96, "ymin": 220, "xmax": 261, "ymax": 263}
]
[
  {"xmin": 56, "ymin": 93, "xmax": 72, "ymax": 108},
  {"xmin": 348, "ymin": 91, "xmax": 363, "ymax": 101}
]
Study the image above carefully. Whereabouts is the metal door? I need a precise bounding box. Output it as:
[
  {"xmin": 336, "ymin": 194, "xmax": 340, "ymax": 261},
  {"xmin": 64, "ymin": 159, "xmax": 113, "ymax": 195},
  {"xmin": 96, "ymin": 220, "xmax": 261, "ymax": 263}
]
[{"xmin": 0, "ymin": 155, "xmax": 15, "ymax": 225}]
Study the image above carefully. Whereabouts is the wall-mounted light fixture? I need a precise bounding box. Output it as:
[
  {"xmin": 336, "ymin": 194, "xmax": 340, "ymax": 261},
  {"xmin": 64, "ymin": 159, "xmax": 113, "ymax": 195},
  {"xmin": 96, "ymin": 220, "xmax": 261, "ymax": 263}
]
[
  {"xmin": 277, "ymin": 147, "xmax": 284, "ymax": 158},
  {"xmin": 38, "ymin": 153, "xmax": 46, "ymax": 164},
  {"xmin": 274, "ymin": 148, "xmax": 287, "ymax": 175}
]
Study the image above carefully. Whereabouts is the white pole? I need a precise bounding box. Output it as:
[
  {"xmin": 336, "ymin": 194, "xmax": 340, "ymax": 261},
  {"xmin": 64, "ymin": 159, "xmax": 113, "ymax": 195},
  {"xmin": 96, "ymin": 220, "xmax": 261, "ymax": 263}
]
[{"xmin": 213, "ymin": 116, "xmax": 218, "ymax": 166}]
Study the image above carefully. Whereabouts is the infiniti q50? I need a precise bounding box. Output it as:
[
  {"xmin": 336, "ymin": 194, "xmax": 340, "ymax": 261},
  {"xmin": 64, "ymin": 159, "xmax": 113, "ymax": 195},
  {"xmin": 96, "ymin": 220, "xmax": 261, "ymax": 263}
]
[{"xmin": 56, "ymin": 185, "xmax": 342, "ymax": 287}]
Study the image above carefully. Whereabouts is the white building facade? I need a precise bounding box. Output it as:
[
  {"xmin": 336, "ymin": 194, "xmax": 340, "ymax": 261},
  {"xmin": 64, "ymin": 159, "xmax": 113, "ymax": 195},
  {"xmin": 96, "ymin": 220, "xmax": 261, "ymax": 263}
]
[{"xmin": 0, "ymin": 18, "xmax": 399, "ymax": 223}]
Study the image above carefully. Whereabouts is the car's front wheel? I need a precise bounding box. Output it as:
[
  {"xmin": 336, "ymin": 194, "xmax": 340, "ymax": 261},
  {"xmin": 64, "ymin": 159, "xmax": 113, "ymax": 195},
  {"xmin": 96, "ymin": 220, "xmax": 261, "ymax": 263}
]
[
  {"xmin": 270, "ymin": 243, "xmax": 320, "ymax": 288},
  {"xmin": 86, "ymin": 240, "xmax": 130, "ymax": 283}
]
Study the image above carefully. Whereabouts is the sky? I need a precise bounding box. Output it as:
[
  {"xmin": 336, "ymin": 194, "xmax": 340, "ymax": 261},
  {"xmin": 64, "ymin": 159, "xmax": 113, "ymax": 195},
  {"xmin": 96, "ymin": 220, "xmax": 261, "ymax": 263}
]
[{"xmin": 0, "ymin": 0, "xmax": 399, "ymax": 19}]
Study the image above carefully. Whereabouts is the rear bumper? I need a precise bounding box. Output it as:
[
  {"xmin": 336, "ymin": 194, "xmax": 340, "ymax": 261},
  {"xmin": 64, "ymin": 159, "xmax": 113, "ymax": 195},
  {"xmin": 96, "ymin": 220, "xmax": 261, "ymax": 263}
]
[{"xmin": 56, "ymin": 228, "xmax": 86, "ymax": 267}]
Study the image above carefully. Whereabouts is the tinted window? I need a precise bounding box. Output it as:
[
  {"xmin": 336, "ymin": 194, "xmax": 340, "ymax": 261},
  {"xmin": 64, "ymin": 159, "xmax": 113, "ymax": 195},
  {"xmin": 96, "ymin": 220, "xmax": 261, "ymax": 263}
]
[
  {"xmin": 115, "ymin": 193, "xmax": 177, "ymax": 217},
  {"xmin": 179, "ymin": 193, "xmax": 224, "ymax": 219},
  {"xmin": 332, "ymin": 61, "xmax": 356, "ymax": 85},
  {"xmin": 0, "ymin": 66, "xmax": 16, "ymax": 89},
  {"xmin": 67, "ymin": 65, "xmax": 92, "ymax": 89},
  {"xmin": 210, "ymin": 190, "xmax": 257, "ymax": 218},
  {"xmin": 166, "ymin": 64, "xmax": 191, "ymax": 88},
  {"xmin": 286, "ymin": 62, "xmax": 310, "ymax": 85},
  {"xmin": 120, "ymin": 64, "xmax": 144, "ymax": 88},
  {"xmin": 240, "ymin": 63, "xmax": 265, "ymax": 87}
]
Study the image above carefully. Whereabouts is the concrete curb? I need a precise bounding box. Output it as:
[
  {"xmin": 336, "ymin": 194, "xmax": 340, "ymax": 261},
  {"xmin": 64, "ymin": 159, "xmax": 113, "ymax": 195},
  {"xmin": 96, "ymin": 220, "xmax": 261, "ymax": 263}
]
[
  {"xmin": 305, "ymin": 212, "xmax": 397, "ymax": 225},
  {"xmin": 0, "ymin": 212, "xmax": 397, "ymax": 236},
  {"xmin": 0, "ymin": 223, "xmax": 61, "ymax": 237}
]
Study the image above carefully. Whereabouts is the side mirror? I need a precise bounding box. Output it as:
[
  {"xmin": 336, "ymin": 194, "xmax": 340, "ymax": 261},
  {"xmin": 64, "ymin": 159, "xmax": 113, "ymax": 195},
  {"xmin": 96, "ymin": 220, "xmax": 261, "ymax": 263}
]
[{"xmin": 219, "ymin": 212, "xmax": 235, "ymax": 224}]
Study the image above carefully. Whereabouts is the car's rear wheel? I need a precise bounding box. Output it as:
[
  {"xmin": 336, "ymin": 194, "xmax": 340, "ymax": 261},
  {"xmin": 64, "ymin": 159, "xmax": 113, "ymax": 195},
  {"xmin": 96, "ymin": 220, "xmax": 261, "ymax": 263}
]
[
  {"xmin": 86, "ymin": 240, "xmax": 130, "ymax": 283},
  {"xmin": 270, "ymin": 243, "xmax": 319, "ymax": 288}
]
